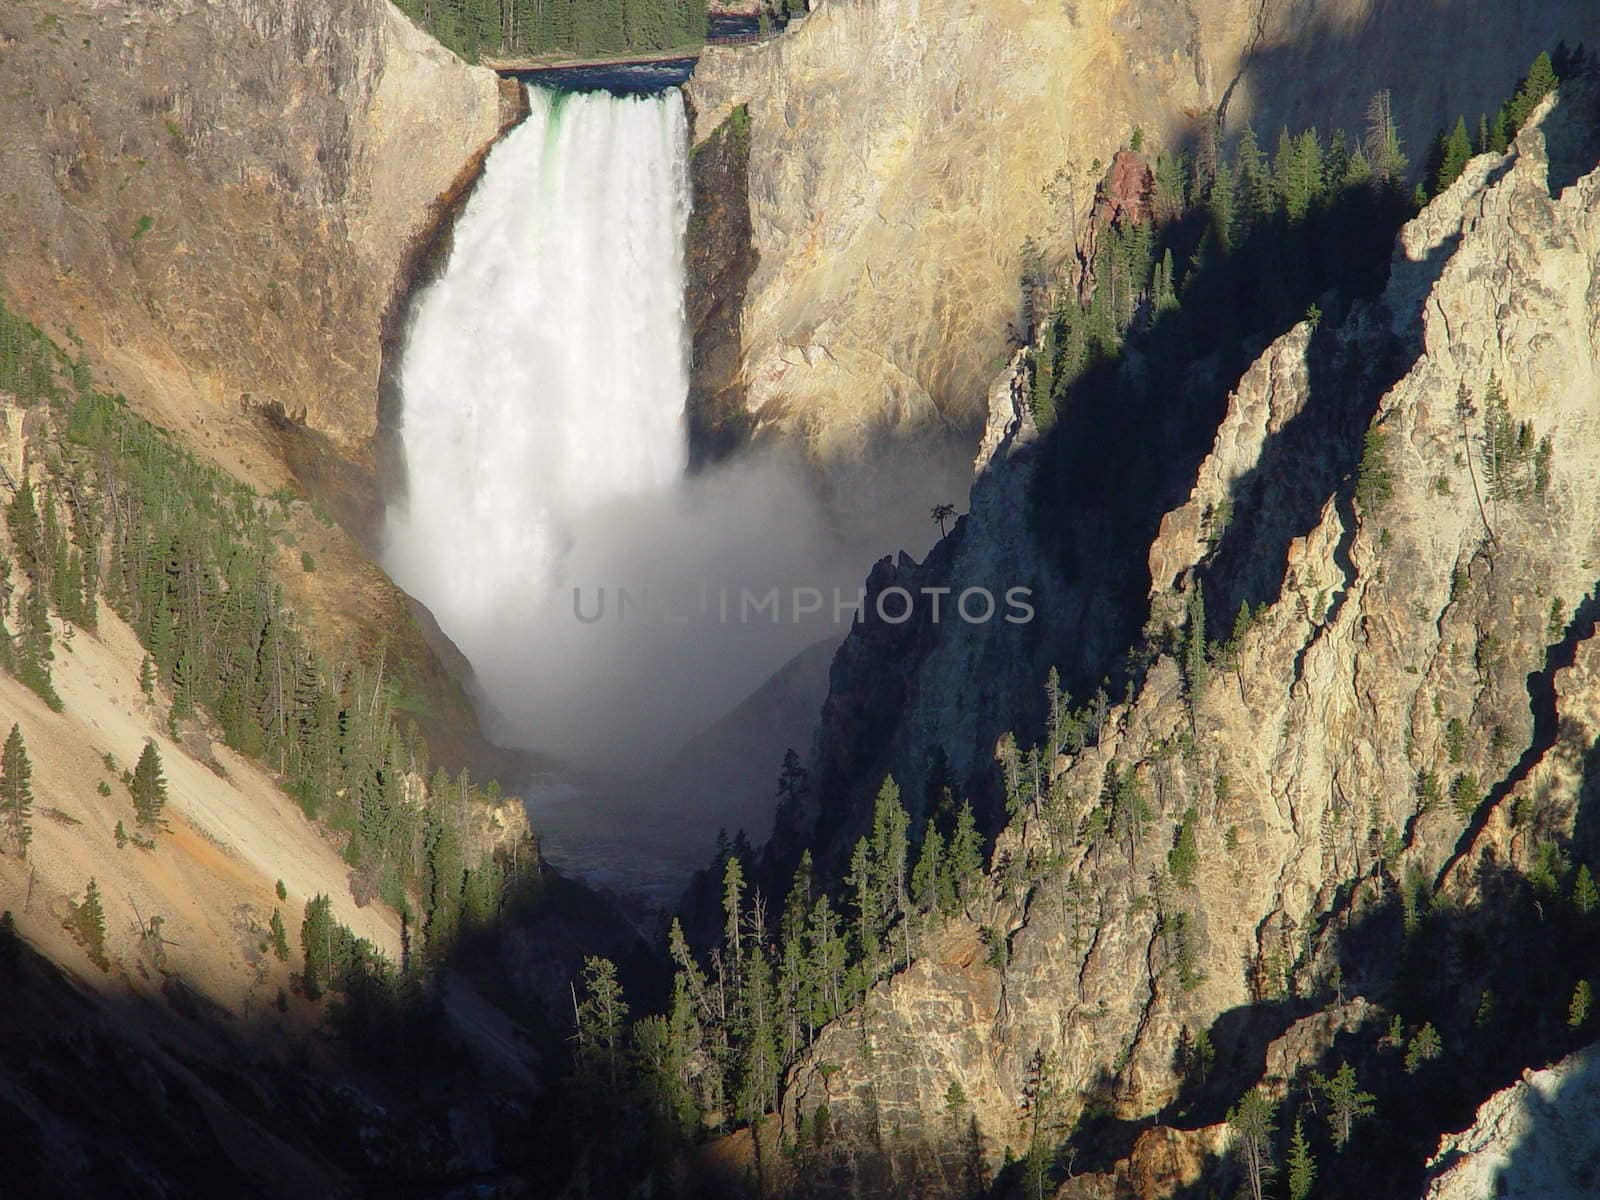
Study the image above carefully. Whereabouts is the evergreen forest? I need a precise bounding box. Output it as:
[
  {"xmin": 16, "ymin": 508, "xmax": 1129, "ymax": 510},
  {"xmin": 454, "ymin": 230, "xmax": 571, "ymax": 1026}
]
[{"xmin": 391, "ymin": 0, "xmax": 710, "ymax": 61}]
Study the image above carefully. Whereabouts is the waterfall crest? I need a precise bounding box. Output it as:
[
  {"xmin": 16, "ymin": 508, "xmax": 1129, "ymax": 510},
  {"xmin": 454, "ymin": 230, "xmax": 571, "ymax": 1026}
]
[{"xmin": 384, "ymin": 86, "xmax": 691, "ymax": 652}]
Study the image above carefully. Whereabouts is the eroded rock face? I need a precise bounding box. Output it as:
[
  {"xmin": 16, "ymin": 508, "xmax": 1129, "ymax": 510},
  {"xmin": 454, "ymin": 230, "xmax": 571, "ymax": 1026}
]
[
  {"xmin": 0, "ymin": 0, "xmax": 532, "ymax": 775},
  {"xmin": 777, "ymin": 96, "xmax": 1600, "ymax": 1187},
  {"xmin": 687, "ymin": 0, "xmax": 1599, "ymax": 462},
  {"xmin": 1421, "ymin": 1043, "xmax": 1600, "ymax": 1200},
  {"xmin": 0, "ymin": 0, "xmax": 513, "ymax": 448},
  {"xmin": 686, "ymin": 104, "xmax": 760, "ymax": 468}
]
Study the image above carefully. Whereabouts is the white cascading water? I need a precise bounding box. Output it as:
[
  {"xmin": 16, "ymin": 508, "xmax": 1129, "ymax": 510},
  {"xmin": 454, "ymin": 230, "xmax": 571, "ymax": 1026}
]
[
  {"xmin": 383, "ymin": 86, "xmax": 691, "ymax": 753},
  {"xmin": 383, "ymin": 83, "xmax": 946, "ymax": 889}
]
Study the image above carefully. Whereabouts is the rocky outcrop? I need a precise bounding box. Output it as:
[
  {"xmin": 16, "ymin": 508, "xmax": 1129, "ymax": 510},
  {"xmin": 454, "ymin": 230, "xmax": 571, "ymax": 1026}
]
[
  {"xmin": 0, "ymin": 0, "xmax": 515, "ymax": 450},
  {"xmin": 1421, "ymin": 1043, "xmax": 1600, "ymax": 1200},
  {"xmin": 687, "ymin": 0, "xmax": 1599, "ymax": 461},
  {"xmin": 686, "ymin": 103, "xmax": 759, "ymax": 468},
  {"xmin": 774, "ymin": 94, "xmax": 1600, "ymax": 1188}
]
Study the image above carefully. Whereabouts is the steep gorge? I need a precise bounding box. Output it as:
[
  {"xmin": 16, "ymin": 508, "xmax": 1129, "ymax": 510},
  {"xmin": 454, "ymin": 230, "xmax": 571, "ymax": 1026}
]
[
  {"xmin": 770, "ymin": 93, "xmax": 1600, "ymax": 1196},
  {"xmin": 686, "ymin": 0, "xmax": 1598, "ymax": 464},
  {"xmin": 5, "ymin": 1, "xmax": 1600, "ymax": 1196}
]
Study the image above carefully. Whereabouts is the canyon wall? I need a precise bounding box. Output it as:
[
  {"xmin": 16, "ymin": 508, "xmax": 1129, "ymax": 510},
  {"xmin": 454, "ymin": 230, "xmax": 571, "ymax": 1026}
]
[
  {"xmin": 0, "ymin": 0, "xmax": 532, "ymax": 773},
  {"xmin": 688, "ymin": 0, "xmax": 1600, "ymax": 461},
  {"xmin": 0, "ymin": 0, "xmax": 515, "ymax": 452},
  {"xmin": 776, "ymin": 93, "xmax": 1600, "ymax": 1187}
]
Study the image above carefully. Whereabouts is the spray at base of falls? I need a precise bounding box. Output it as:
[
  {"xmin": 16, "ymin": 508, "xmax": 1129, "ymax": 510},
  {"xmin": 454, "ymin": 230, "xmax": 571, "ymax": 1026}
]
[
  {"xmin": 383, "ymin": 85, "xmax": 973, "ymax": 893},
  {"xmin": 384, "ymin": 86, "xmax": 860, "ymax": 786}
]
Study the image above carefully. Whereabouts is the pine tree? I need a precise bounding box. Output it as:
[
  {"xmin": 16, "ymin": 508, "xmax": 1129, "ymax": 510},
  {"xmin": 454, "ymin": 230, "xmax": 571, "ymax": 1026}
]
[
  {"xmin": 1287, "ymin": 1116, "xmax": 1316, "ymax": 1200},
  {"xmin": 664, "ymin": 917, "xmax": 719, "ymax": 1118},
  {"xmin": 845, "ymin": 835, "xmax": 875, "ymax": 976},
  {"xmin": 1326, "ymin": 127, "xmax": 1353, "ymax": 184},
  {"xmin": 1208, "ymin": 158, "xmax": 1236, "ymax": 252},
  {"xmin": 69, "ymin": 877, "xmax": 109, "ymax": 971},
  {"xmin": 1030, "ymin": 321, "xmax": 1057, "ymax": 428},
  {"xmin": 806, "ymin": 893, "xmax": 847, "ymax": 1028},
  {"xmin": 1, "ymin": 724, "xmax": 33, "ymax": 858},
  {"xmin": 51, "ymin": 546, "xmax": 86, "ymax": 627},
  {"xmin": 1276, "ymin": 127, "xmax": 1323, "ymax": 220},
  {"xmin": 1152, "ymin": 153, "xmax": 1188, "ymax": 224},
  {"xmin": 1434, "ymin": 116, "xmax": 1473, "ymax": 194},
  {"xmin": 1019, "ymin": 1048, "xmax": 1066, "ymax": 1198},
  {"xmin": 774, "ymin": 747, "xmax": 809, "ymax": 832},
  {"xmin": 911, "ymin": 825, "xmax": 946, "ymax": 914},
  {"xmin": 15, "ymin": 580, "xmax": 61, "ymax": 709},
  {"xmin": 1573, "ymin": 864, "xmax": 1598, "ymax": 915},
  {"xmin": 1187, "ymin": 1025, "xmax": 1215, "ymax": 1086},
  {"xmin": 777, "ymin": 854, "xmax": 815, "ymax": 1059},
  {"xmin": 169, "ymin": 648, "xmax": 196, "ymax": 721},
  {"xmin": 461, "ymin": 852, "xmax": 505, "ymax": 928},
  {"xmin": 1341, "ymin": 144, "xmax": 1373, "ymax": 187},
  {"xmin": 633, "ymin": 1012, "xmax": 696, "ymax": 1152},
  {"xmin": 1507, "ymin": 52, "xmax": 1558, "ymax": 132},
  {"xmin": 1227, "ymin": 1087, "xmax": 1277, "ymax": 1200},
  {"xmin": 736, "ymin": 945, "xmax": 779, "ymax": 1128},
  {"xmin": 946, "ymin": 800, "xmax": 983, "ymax": 905},
  {"xmin": 423, "ymin": 794, "xmax": 464, "ymax": 958},
  {"xmin": 1364, "ymin": 89, "xmax": 1408, "ymax": 182},
  {"xmin": 5, "ymin": 480, "xmax": 44, "ymax": 575},
  {"xmin": 269, "ymin": 906, "xmax": 290, "ymax": 961},
  {"xmin": 130, "ymin": 741, "xmax": 167, "ymax": 829},
  {"xmin": 1234, "ymin": 124, "xmax": 1275, "ymax": 238},
  {"xmin": 1405, "ymin": 1021, "xmax": 1442, "ymax": 1072},
  {"xmin": 1183, "ymin": 583, "xmax": 1209, "ymax": 697},
  {"xmin": 869, "ymin": 776, "xmax": 911, "ymax": 966},
  {"xmin": 1317, "ymin": 1060, "xmax": 1375, "ymax": 1147},
  {"xmin": 999, "ymin": 732, "xmax": 1025, "ymax": 817},
  {"xmin": 1568, "ymin": 979, "xmax": 1593, "ymax": 1028},
  {"xmin": 138, "ymin": 654, "xmax": 156, "ymax": 700},
  {"xmin": 300, "ymin": 894, "xmax": 335, "ymax": 999},
  {"xmin": 574, "ymin": 955, "xmax": 630, "ymax": 1105},
  {"xmin": 1357, "ymin": 422, "xmax": 1394, "ymax": 513},
  {"xmin": 1151, "ymin": 248, "xmax": 1179, "ymax": 319},
  {"xmin": 722, "ymin": 851, "xmax": 746, "ymax": 977},
  {"xmin": 1111, "ymin": 763, "xmax": 1153, "ymax": 869},
  {"xmin": 1168, "ymin": 805, "xmax": 1200, "ymax": 888}
]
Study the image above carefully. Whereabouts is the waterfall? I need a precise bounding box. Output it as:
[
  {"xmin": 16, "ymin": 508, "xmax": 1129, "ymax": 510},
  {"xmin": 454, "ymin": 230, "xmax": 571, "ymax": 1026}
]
[
  {"xmin": 383, "ymin": 86, "xmax": 692, "ymax": 740},
  {"xmin": 382, "ymin": 81, "xmax": 933, "ymax": 884}
]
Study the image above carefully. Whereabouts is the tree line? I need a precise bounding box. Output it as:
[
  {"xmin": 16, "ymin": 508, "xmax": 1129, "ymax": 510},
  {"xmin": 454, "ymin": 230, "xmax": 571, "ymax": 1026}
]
[
  {"xmin": 1024, "ymin": 50, "xmax": 1573, "ymax": 441},
  {"xmin": 392, "ymin": 0, "xmax": 708, "ymax": 62},
  {"xmin": 0, "ymin": 291, "xmax": 531, "ymax": 1005},
  {"xmin": 555, "ymin": 763, "xmax": 995, "ymax": 1192}
]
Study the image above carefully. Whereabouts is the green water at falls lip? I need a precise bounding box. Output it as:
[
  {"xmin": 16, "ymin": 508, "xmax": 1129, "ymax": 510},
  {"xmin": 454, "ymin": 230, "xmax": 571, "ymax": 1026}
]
[{"xmin": 506, "ymin": 60, "xmax": 696, "ymax": 95}]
